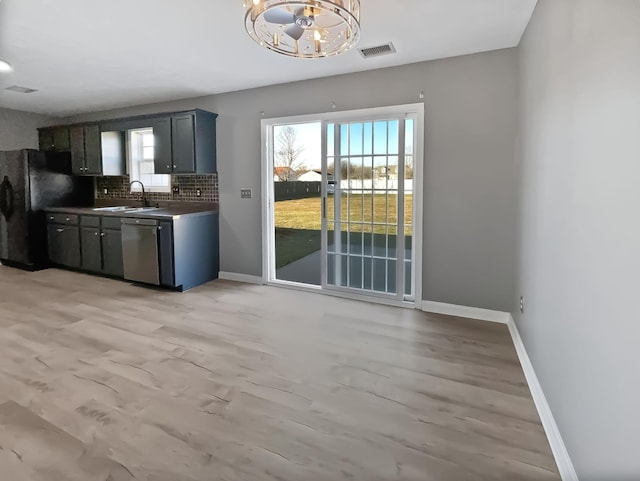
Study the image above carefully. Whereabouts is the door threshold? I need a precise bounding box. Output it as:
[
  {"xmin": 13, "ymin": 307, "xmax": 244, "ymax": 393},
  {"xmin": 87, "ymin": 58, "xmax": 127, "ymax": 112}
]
[{"xmin": 267, "ymin": 279, "xmax": 416, "ymax": 309}]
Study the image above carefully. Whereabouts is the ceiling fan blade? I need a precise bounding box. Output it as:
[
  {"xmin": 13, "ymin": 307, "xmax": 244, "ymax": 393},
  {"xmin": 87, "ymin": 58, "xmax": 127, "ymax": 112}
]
[
  {"xmin": 284, "ymin": 24, "xmax": 305, "ymax": 41},
  {"xmin": 263, "ymin": 8, "xmax": 295, "ymax": 24}
]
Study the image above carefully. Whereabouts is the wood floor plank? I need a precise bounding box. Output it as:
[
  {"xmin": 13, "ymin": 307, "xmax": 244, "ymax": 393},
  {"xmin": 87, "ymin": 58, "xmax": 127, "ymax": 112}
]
[{"xmin": 0, "ymin": 266, "xmax": 560, "ymax": 480}]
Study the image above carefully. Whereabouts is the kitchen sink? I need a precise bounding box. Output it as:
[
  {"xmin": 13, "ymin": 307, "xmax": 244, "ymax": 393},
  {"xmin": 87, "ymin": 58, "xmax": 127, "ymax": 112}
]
[
  {"xmin": 91, "ymin": 206, "xmax": 160, "ymax": 213},
  {"xmin": 122, "ymin": 207, "xmax": 160, "ymax": 213},
  {"xmin": 91, "ymin": 206, "xmax": 130, "ymax": 212}
]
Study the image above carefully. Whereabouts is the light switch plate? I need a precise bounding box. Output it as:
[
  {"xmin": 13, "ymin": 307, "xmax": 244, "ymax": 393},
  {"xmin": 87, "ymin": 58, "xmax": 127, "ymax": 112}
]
[{"xmin": 241, "ymin": 188, "xmax": 252, "ymax": 199}]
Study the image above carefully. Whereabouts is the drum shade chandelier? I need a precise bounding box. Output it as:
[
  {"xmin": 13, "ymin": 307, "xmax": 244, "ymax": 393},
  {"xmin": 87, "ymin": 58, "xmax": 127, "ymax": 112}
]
[{"xmin": 244, "ymin": 0, "xmax": 361, "ymax": 58}]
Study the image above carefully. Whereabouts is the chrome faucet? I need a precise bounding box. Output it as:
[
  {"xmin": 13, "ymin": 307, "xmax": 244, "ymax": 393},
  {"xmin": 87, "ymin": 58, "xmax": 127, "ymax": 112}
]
[{"xmin": 129, "ymin": 180, "xmax": 149, "ymax": 207}]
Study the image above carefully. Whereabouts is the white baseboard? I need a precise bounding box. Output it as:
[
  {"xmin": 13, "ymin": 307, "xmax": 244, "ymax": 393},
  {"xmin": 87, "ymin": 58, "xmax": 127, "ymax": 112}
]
[
  {"xmin": 507, "ymin": 315, "xmax": 578, "ymax": 481},
  {"xmin": 218, "ymin": 272, "xmax": 264, "ymax": 285},
  {"xmin": 421, "ymin": 300, "xmax": 510, "ymax": 324},
  {"xmin": 420, "ymin": 300, "xmax": 577, "ymax": 480}
]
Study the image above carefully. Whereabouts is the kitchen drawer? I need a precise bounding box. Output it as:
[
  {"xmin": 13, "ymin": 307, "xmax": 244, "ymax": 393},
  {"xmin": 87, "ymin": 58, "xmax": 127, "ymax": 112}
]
[
  {"xmin": 101, "ymin": 217, "xmax": 123, "ymax": 230},
  {"xmin": 46, "ymin": 213, "xmax": 79, "ymax": 225},
  {"xmin": 80, "ymin": 215, "xmax": 100, "ymax": 228}
]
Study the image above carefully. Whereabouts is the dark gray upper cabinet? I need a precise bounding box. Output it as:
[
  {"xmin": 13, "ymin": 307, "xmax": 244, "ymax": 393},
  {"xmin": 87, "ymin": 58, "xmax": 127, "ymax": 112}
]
[
  {"xmin": 70, "ymin": 125, "xmax": 99, "ymax": 175},
  {"xmin": 41, "ymin": 109, "xmax": 216, "ymax": 176},
  {"xmin": 84, "ymin": 125, "xmax": 103, "ymax": 175},
  {"xmin": 39, "ymin": 127, "xmax": 70, "ymax": 152},
  {"xmin": 53, "ymin": 128, "xmax": 71, "ymax": 152},
  {"xmin": 81, "ymin": 226, "xmax": 102, "ymax": 272},
  {"xmin": 69, "ymin": 126, "xmax": 86, "ymax": 174},
  {"xmin": 193, "ymin": 109, "xmax": 217, "ymax": 174},
  {"xmin": 69, "ymin": 125, "xmax": 124, "ymax": 176},
  {"xmin": 153, "ymin": 118, "xmax": 173, "ymax": 175},
  {"xmin": 172, "ymin": 114, "xmax": 196, "ymax": 174},
  {"xmin": 39, "ymin": 129, "xmax": 54, "ymax": 151},
  {"xmin": 155, "ymin": 110, "xmax": 217, "ymax": 175},
  {"xmin": 98, "ymin": 109, "xmax": 217, "ymax": 175}
]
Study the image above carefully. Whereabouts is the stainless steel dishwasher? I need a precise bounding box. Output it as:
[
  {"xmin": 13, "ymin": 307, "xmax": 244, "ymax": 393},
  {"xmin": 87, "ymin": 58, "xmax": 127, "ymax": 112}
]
[{"xmin": 121, "ymin": 218, "xmax": 160, "ymax": 285}]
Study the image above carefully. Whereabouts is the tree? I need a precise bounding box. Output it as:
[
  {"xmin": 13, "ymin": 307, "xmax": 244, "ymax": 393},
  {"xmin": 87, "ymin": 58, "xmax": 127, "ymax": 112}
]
[
  {"xmin": 404, "ymin": 144, "xmax": 414, "ymax": 179},
  {"xmin": 275, "ymin": 126, "xmax": 305, "ymax": 181},
  {"xmin": 340, "ymin": 161, "xmax": 373, "ymax": 180},
  {"xmin": 404, "ymin": 157, "xmax": 414, "ymax": 179}
]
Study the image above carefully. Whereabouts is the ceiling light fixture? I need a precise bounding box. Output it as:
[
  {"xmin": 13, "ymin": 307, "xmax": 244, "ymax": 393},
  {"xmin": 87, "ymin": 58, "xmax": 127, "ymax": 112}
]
[
  {"xmin": 243, "ymin": 0, "xmax": 361, "ymax": 59},
  {"xmin": 0, "ymin": 59, "xmax": 12, "ymax": 72}
]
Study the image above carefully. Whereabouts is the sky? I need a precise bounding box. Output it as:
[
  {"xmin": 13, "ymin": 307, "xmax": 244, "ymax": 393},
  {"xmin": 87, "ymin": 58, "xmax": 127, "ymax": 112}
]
[
  {"xmin": 274, "ymin": 119, "xmax": 414, "ymax": 171},
  {"xmin": 274, "ymin": 122, "xmax": 322, "ymax": 170}
]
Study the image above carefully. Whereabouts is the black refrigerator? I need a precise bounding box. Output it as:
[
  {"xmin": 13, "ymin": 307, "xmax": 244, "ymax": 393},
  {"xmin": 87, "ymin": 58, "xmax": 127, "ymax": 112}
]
[{"xmin": 0, "ymin": 149, "xmax": 94, "ymax": 270}]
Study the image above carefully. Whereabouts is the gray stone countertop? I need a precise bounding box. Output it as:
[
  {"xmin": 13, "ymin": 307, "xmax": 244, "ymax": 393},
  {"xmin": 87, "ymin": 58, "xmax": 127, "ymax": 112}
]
[{"xmin": 46, "ymin": 202, "xmax": 218, "ymax": 220}]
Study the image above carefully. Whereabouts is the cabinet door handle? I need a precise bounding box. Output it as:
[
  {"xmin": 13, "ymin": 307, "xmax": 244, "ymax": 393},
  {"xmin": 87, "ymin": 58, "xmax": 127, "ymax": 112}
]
[
  {"xmin": 100, "ymin": 233, "xmax": 105, "ymax": 237},
  {"xmin": 56, "ymin": 228, "xmax": 64, "ymax": 233},
  {"xmin": 65, "ymin": 217, "xmax": 70, "ymax": 221},
  {"xmin": 94, "ymin": 232, "xmax": 98, "ymax": 236},
  {"xmin": 173, "ymin": 165, "xmax": 177, "ymax": 169},
  {"xmin": 166, "ymin": 165, "xmax": 170, "ymax": 169}
]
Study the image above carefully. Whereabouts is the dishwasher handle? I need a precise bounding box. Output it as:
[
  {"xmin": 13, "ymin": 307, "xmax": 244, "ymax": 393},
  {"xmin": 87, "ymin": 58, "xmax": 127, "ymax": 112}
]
[{"xmin": 121, "ymin": 217, "xmax": 159, "ymax": 227}]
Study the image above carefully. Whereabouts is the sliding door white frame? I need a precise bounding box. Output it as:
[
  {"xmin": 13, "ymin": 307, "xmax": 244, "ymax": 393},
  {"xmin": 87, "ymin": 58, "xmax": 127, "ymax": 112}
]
[{"xmin": 261, "ymin": 103, "xmax": 424, "ymax": 308}]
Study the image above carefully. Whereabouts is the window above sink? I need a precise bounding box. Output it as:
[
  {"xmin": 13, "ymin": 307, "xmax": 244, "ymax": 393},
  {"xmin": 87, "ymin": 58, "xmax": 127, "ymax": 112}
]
[{"xmin": 128, "ymin": 128, "xmax": 171, "ymax": 193}]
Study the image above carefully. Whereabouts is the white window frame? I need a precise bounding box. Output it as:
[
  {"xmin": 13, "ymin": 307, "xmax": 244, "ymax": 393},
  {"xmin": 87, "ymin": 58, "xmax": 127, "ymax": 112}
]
[{"xmin": 128, "ymin": 128, "xmax": 171, "ymax": 194}]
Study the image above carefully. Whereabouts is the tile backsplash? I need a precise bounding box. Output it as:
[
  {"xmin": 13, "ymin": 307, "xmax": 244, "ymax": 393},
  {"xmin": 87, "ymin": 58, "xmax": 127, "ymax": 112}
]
[{"xmin": 95, "ymin": 174, "xmax": 218, "ymax": 203}]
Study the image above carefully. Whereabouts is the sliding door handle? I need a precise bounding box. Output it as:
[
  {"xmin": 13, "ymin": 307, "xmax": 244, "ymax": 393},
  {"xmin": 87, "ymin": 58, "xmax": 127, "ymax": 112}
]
[{"xmin": 322, "ymin": 196, "xmax": 327, "ymax": 220}]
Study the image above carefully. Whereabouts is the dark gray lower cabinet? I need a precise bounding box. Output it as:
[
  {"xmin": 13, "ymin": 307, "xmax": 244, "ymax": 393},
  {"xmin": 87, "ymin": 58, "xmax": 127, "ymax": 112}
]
[
  {"xmin": 79, "ymin": 217, "xmax": 123, "ymax": 277},
  {"xmin": 81, "ymin": 227, "xmax": 102, "ymax": 272},
  {"xmin": 47, "ymin": 210, "xmax": 219, "ymax": 291},
  {"xmin": 101, "ymin": 228, "xmax": 123, "ymax": 277},
  {"xmin": 48, "ymin": 214, "xmax": 124, "ymax": 276},
  {"xmin": 47, "ymin": 224, "xmax": 81, "ymax": 268},
  {"xmin": 158, "ymin": 221, "xmax": 174, "ymax": 286}
]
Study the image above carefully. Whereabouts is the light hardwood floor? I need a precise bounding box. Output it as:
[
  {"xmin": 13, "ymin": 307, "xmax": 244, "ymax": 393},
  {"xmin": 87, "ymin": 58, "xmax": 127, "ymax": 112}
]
[{"xmin": 0, "ymin": 266, "xmax": 560, "ymax": 481}]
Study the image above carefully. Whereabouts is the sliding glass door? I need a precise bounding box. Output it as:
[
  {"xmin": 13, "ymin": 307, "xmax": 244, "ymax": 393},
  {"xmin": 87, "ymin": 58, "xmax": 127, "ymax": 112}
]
[{"xmin": 321, "ymin": 116, "xmax": 416, "ymax": 301}]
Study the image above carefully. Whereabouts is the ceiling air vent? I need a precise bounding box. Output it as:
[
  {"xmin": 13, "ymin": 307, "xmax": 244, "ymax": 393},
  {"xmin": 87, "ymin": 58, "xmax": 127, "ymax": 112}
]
[
  {"xmin": 5, "ymin": 85, "xmax": 38, "ymax": 94},
  {"xmin": 358, "ymin": 43, "xmax": 396, "ymax": 59}
]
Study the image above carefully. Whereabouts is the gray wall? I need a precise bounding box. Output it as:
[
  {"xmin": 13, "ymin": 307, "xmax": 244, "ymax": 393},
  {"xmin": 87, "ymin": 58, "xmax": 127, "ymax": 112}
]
[
  {"xmin": 0, "ymin": 107, "xmax": 55, "ymax": 150},
  {"xmin": 516, "ymin": 1, "xmax": 640, "ymax": 479},
  {"xmin": 68, "ymin": 48, "xmax": 518, "ymax": 310}
]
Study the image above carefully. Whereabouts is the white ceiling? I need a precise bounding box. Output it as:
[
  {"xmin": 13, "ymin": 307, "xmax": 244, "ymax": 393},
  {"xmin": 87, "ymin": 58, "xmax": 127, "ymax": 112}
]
[{"xmin": 0, "ymin": 0, "xmax": 537, "ymax": 116}]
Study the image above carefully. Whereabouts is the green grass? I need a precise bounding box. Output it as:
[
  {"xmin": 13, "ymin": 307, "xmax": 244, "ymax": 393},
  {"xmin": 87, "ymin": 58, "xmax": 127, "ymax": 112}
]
[
  {"xmin": 275, "ymin": 194, "xmax": 414, "ymax": 234},
  {"xmin": 275, "ymin": 194, "xmax": 414, "ymax": 268},
  {"xmin": 275, "ymin": 228, "xmax": 321, "ymax": 269}
]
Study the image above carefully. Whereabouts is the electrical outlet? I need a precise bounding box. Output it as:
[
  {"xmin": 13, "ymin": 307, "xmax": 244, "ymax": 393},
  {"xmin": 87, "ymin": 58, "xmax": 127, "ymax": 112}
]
[
  {"xmin": 520, "ymin": 296, "xmax": 525, "ymax": 314},
  {"xmin": 172, "ymin": 185, "xmax": 179, "ymax": 194},
  {"xmin": 196, "ymin": 188, "xmax": 202, "ymax": 197},
  {"xmin": 241, "ymin": 188, "xmax": 252, "ymax": 199},
  {"xmin": 103, "ymin": 188, "xmax": 108, "ymax": 195}
]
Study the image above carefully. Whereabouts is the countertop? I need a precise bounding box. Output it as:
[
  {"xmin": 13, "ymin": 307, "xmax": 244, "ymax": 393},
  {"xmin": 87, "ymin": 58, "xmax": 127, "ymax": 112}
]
[{"xmin": 46, "ymin": 202, "xmax": 218, "ymax": 220}]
